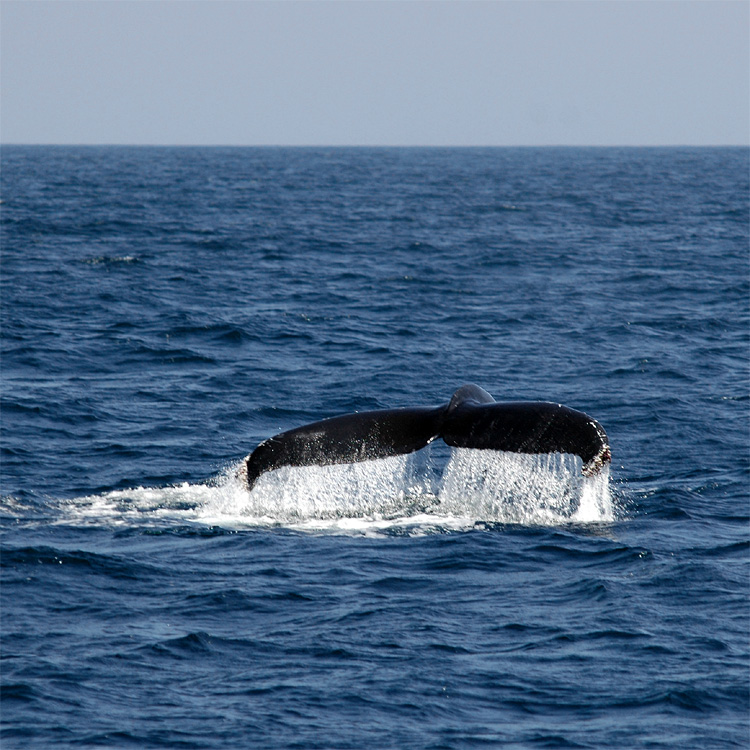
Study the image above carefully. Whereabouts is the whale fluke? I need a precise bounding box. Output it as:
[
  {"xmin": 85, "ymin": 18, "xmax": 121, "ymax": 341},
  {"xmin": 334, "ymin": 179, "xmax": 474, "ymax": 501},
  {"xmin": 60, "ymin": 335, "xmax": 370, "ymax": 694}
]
[{"xmin": 244, "ymin": 385, "xmax": 610, "ymax": 490}]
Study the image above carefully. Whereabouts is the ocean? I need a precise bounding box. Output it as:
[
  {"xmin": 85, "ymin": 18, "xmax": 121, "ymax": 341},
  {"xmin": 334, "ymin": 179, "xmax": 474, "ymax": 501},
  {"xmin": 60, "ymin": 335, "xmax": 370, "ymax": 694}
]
[{"xmin": 1, "ymin": 146, "xmax": 748, "ymax": 748}]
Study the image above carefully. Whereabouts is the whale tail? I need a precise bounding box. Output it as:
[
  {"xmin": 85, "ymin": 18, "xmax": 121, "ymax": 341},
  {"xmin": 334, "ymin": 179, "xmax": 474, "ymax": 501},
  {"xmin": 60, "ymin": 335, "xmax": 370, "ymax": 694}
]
[{"xmin": 244, "ymin": 385, "xmax": 610, "ymax": 490}]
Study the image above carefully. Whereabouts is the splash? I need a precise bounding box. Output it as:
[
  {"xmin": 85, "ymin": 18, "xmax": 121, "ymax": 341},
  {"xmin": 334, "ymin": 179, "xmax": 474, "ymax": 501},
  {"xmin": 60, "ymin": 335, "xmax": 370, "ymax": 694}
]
[
  {"xmin": 21, "ymin": 447, "xmax": 613, "ymax": 533},
  {"xmin": 211, "ymin": 452, "xmax": 439, "ymax": 523},
  {"xmin": 198, "ymin": 446, "xmax": 614, "ymax": 530},
  {"xmin": 438, "ymin": 449, "xmax": 613, "ymax": 525}
]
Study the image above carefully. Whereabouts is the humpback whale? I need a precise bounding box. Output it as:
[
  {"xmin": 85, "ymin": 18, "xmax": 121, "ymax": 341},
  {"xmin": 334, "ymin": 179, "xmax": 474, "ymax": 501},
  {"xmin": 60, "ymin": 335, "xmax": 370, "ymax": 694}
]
[{"xmin": 243, "ymin": 384, "xmax": 610, "ymax": 491}]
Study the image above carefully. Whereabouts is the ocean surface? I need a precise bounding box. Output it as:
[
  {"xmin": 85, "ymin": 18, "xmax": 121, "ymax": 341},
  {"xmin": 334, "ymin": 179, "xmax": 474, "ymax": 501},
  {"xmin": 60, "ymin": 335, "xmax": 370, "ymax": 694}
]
[{"xmin": 1, "ymin": 146, "xmax": 748, "ymax": 748}]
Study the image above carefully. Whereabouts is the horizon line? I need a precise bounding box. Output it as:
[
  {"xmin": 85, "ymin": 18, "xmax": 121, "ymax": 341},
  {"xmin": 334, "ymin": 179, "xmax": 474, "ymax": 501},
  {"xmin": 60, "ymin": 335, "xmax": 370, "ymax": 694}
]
[{"xmin": 2, "ymin": 142, "xmax": 748, "ymax": 149}]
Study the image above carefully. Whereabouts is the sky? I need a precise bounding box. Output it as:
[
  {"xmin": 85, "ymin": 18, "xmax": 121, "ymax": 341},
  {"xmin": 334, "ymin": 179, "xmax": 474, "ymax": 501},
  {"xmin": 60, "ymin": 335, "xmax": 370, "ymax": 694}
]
[{"xmin": 1, "ymin": 1, "xmax": 748, "ymax": 147}]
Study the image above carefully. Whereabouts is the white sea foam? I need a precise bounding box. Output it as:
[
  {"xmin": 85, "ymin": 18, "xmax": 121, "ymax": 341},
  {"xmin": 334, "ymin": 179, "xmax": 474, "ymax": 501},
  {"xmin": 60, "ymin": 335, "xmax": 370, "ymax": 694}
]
[{"xmin": 49, "ymin": 446, "xmax": 614, "ymax": 533}]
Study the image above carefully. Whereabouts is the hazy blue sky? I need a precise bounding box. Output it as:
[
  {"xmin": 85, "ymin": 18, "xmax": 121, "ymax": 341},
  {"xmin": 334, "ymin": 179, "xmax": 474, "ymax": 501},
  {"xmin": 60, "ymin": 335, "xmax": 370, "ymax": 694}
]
[{"xmin": 2, "ymin": 1, "xmax": 748, "ymax": 146}]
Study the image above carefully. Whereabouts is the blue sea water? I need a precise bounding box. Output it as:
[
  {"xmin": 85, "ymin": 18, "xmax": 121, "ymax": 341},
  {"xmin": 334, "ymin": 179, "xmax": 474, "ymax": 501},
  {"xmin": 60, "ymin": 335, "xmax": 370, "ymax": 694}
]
[{"xmin": 1, "ymin": 146, "xmax": 748, "ymax": 748}]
